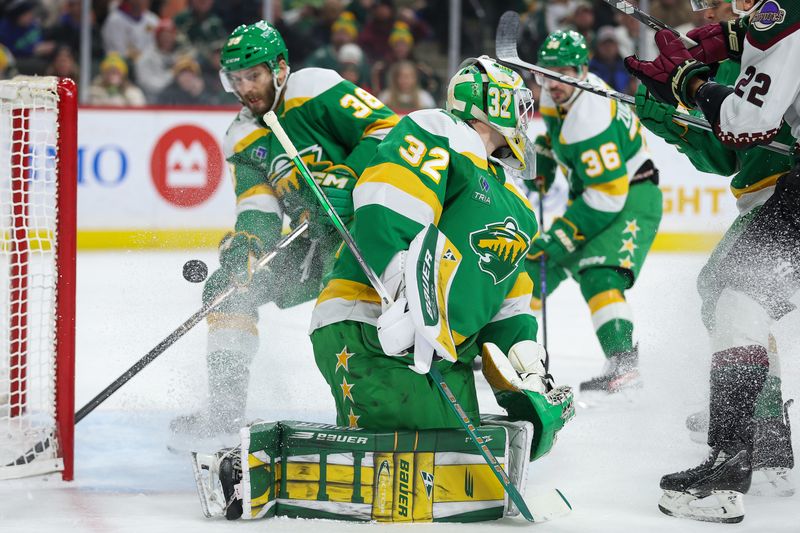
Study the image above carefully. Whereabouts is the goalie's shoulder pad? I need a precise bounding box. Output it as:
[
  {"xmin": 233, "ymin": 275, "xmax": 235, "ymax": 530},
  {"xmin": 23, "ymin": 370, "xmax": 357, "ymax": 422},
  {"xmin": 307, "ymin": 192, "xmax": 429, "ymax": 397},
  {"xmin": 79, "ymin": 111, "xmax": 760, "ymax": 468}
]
[
  {"xmin": 223, "ymin": 107, "xmax": 267, "ymax": 160},
  {"xmin": 284, "ymin": 68, "xmax": 345, "ymax": 104},
  {"xmin": 405, "ymin": 109, "xmax": 487, "ymax": 162}
]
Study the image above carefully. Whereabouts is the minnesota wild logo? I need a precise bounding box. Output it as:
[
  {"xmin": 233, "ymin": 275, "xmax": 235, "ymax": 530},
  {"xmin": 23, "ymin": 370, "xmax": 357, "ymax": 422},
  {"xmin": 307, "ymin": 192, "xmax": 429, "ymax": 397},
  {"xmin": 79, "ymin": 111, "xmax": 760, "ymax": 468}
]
[
  {"xmin": 269, "ymin": 144, "xmax": 331, "ymax": 196},
  {"xmin": 469, "ymin": 217, "xmax": 530, "ymax": 284}
]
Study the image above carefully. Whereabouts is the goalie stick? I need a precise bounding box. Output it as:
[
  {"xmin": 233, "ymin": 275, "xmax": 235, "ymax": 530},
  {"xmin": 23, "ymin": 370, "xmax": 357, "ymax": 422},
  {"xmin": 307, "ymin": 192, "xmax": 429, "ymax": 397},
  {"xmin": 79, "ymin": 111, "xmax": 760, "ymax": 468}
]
[
  {"xmin": 5, "ymin": 221, "xmax": 309, "ymax": 469},
  {"xmin": 263, "ymin": 111, "xmax": 571, "ymax": 523},
  {"xmin": 494, "ymin": 11, "xmax": 793, "ymax": 157},
  {"xmin": 599, "ymin": 0, "xmax": 697, "ymax": 46}
]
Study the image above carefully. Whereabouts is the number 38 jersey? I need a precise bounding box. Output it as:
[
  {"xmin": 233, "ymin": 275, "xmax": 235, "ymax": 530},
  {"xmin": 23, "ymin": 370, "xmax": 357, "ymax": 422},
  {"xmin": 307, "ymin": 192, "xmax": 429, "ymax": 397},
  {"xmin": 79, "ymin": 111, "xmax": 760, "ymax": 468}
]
[
  {"xmin": 222, "ymin": 68, "xmax": 398, "ymax": 248},
  {"xmin": 540, "ymin": 72, "xmax": 653, "ymax": 240},
  {"xmin": 311, "ymin": 109, "xmax": 540, "ymax": 355}
]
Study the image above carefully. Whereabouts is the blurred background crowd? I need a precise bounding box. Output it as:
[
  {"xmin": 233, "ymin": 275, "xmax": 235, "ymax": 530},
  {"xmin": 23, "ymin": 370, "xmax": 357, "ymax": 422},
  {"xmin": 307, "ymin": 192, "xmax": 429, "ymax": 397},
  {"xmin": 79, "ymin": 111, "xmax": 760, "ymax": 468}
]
[{"xmin": 0, "ymin": 0, "xmax": 710, "ymax": 111}]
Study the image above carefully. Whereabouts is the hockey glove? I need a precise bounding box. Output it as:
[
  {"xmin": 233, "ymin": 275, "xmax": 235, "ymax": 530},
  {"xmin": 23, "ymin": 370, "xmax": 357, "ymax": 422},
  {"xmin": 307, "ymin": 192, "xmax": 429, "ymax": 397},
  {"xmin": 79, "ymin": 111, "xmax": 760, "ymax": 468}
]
[
  {"xmin": 481, "ymin": 340, "xmax": 575, "ymax": 460},
  {"xmin": 219, "ymin": 231, "xmax": 267, "ymax": 286},
  {"xmin": 533, "ymin": 134, "xmax": 557, "ymax": 194},
  {"xmin": 687, "ymin": 19, "xmax": 746, "ymax": 65},
  {"xmin": 625, "ymin": 30, "xmax": 711, "ymax": 108},
  {"xmin": 528, "ymin": 217, "xmax": 584, "ymax": 264},
  {"xmin": 634, "ymin": 85, "xmax": 688, "ymax": 144},
  {"xmin": 315, "ymin": 165, "xmax": 357, "ymax": 223}
]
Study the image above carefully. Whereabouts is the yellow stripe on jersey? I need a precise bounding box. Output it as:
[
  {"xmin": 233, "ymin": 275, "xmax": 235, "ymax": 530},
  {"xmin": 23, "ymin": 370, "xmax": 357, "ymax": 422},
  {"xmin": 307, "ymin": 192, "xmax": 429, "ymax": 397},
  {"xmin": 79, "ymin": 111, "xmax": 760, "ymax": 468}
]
[
  {"xmin": 506, "ymin": 272, "xmax": 534, "ymax": 300},
  {"xmin": 540, "ymin": 106, "xmax": 559, "ymax": 118},
  {"xmin": 363, "ymin": 115, "xmax": 400, "ymax": 137},
  {"xmin": 461, "ymin": 151, "xmax": 488, "ymax": 170},
  {"xmin": 357, "ymin": 162, "xmax": 443, "ymax": 223},
  {"xmin": 730, "ymin": 172, "xmax": 783, "ymax": 198},
  {"xmin": 317, "ymin": 278, "xmax": 382, "ymax": 305},
  {"xmin": 610, "ymin": 99, "xmax": 617, "ymax": 120},
  {"xmin": 282, "ymin": 96, "xmax": 311, "ymax": 114},
  {"xmin": 587, "ymin": 175, "xmax": 629, "ymax": 196},
  {"xmin": 233, "ymin": 128, "xmax": 268, "ymax": 154},
  {"xmin": 237, "ymin": 183, "xmax": 276, "ymax": 201},
  {"xmin": 587, "ymin": 289, "xmax": 625, "ymax": 314}
]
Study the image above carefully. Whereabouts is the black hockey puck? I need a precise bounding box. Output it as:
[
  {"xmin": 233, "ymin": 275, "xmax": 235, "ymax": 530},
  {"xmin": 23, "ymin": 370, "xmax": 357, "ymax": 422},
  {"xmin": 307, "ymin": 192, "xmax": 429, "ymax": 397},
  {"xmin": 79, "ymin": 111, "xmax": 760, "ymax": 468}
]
[{"xmin": 183, "ymin": 259, "xmax": 208, "ymax": 283}]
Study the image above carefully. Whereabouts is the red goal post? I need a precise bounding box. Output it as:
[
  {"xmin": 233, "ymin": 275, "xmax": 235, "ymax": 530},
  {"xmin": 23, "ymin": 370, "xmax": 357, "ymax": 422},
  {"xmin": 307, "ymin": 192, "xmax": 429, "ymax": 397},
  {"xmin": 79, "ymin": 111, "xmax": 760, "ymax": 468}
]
[{"xmin": 0, "ymin": 76, "xmax": 77, "ymax": 480}]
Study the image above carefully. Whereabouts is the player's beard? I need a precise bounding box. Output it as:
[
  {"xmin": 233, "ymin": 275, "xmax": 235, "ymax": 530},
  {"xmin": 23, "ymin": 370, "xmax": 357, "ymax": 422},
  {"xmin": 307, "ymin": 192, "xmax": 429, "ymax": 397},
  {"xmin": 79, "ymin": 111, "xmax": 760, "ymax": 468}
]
[
  {"xmin": 242, "ymin": 82, "xmax": 276, "ymax": 116},
  {"xmin": 548, "ymin": 85, "xmax": 575, "ymax": 105}
]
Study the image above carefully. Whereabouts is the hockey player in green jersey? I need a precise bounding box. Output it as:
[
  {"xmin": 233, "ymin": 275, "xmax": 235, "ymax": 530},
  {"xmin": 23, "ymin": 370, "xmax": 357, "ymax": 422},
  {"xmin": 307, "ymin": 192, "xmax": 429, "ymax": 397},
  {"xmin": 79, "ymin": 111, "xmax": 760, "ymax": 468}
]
[
  {"xmin": 633, "ymin": 0, "xmax": 794, "ymax": 499},
  {"xmin": 530, "ymin": 30, "xmax": 663, "ymax": 394},
  {"xmin": 170, "ymin": 20, "xmax": 399, "ymax": 442},
  {"xmin": 190, "ymin": 56, "xmax": 575, "ymax": 524}
]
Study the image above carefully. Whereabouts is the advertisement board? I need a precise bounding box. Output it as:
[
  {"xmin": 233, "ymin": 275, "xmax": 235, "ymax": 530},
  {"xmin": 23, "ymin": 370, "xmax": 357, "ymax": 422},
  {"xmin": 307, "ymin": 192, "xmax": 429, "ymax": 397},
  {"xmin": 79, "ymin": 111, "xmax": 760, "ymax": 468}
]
[{"xmin": 76, "ymin": 108, "xmax": 741, "ymax": 251}]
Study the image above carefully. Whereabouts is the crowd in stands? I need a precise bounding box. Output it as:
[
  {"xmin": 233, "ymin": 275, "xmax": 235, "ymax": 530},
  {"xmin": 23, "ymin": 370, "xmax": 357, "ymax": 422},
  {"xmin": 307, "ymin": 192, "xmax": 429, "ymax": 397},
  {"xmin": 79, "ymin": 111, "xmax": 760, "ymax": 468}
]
[{"xmin": 0, "ymin": 0, "xmax": 710, "ymax": 112}]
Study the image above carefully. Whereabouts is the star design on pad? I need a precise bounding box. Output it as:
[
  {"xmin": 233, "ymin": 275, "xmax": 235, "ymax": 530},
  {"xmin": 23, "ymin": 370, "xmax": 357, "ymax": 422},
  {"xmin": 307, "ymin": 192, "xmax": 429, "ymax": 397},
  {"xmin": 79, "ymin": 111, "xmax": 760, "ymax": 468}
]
[
  {"xmin": 619, "ymin": 238, "xmax": 638, "ymax": 254},
  {"xmin": 619, "ymin": 256, "xmax": 635, "ymax": 269},
  {"xmin": 347, "ymin": 407, "xmax": 360, "ymax": 428},
  {"xmin": 335, "ymin": 347, "xmax": 353, "ymax": 373},
  {"xmin": 340, "ymin": 376, "xmax": 355, "ymax": 403},
  {"xmin": 623, "ymin": 219, "xmax": 640, "ymax": 238}
]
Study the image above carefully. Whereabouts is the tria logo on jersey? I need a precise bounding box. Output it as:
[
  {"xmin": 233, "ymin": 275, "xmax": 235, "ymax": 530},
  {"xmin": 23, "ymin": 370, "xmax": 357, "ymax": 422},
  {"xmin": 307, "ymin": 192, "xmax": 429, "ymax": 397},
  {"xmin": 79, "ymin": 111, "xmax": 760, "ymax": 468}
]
[
  {"xmin": 469, "ymin": 217, "xmax": 530, "ymax": 284},
  {"xmin": 751, "ymin": 1, "xmax": 786, "ymax": 31}
]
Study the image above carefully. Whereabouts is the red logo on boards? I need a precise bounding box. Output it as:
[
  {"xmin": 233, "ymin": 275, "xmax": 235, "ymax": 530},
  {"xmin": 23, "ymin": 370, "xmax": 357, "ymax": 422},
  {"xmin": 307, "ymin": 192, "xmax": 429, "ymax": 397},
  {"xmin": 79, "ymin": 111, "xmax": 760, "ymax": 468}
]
[{"xmin": 151, "ymin": 125, "xmax": 224, "ymax": 207}]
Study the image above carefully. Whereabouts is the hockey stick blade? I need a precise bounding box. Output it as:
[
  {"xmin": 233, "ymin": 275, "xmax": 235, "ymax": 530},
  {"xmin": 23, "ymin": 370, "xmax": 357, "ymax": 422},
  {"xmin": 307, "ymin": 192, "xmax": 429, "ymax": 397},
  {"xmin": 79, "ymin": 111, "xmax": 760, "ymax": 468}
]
[
  {"xmin": 524, "ymin": 488, "xmax": 572, "ymax": 522},
  {"xmin": 494, "ymin": 11, "xmax": 793, "ymax": 157}
]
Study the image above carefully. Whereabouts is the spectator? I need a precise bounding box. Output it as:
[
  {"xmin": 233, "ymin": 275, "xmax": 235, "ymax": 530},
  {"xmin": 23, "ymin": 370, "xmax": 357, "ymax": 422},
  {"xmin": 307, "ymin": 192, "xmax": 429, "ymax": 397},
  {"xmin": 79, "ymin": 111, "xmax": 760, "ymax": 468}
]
[
  {"xmin": 45, "ymin": 44, "xmax": 79, "ymax": 81},
  {"xmin": 157, "ymin": 55, "xmax": 215, "ymax": 105},
  {"xmin": 101, "ymin": 0, "xmax": 159, "ymax": 62},
  {"xmin": 0, "ymin": 0, "xmax": 56, "ymax": 73},
  {"xmin": 650, "ymin": 0, "xmax": 693, "ymax": 29},
  {"xmin": 336, "ymin": 42, "xmax": 370, "ymax": 89},
  {"xmin": 371, "ymin": 21, "xmax": 440, "ymax": 102},
  {"xmin": 173, "ymin": 0, "xmax": 227, "ymax": 66},
  {"xmin": 135, "ymin": 18, "xmax": 186, "ymax": 100},
  {"xmin": 570, "ymin": 1, "xmax": 595, "ymax": 48},
  {"xmin": 545, "ymin": 0, "xmax": 577, "ymax": 33},
  {"xmin": 589, "ymin": 26, "xmax": 633, "ymax": 94},
  {"xmin": 45, "ymin": 0, "xmax": 105, "ymax": 62},
  {"xmin": 89, "ymin": 52, "xmax": 147, "ymax": 106},
  {"xmin": 304, "ymin": 11, "xmax": 359, "ymax": 71},
  {"xmin": 378, "ymin": 60, "xmax": 435, "ymax": 114},
  {"xmin": 200, "ymin": 39, "xmax": 235, "ymax": 105},
  {"xmin": 0, "ymin": 44, "xmax": 18, "ymax": 80},
  {"xmin": 358, "ymin": 0, "xmax": 396, "ymax": 62}
]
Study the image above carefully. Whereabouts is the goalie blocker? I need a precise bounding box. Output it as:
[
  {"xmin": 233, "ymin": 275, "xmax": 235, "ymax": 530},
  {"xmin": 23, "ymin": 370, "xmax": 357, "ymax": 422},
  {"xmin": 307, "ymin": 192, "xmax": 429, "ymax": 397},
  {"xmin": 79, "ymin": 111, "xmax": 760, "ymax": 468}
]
[{"xmin": 193, "ymin": 419, "xmax": 571, "ymax": 523}]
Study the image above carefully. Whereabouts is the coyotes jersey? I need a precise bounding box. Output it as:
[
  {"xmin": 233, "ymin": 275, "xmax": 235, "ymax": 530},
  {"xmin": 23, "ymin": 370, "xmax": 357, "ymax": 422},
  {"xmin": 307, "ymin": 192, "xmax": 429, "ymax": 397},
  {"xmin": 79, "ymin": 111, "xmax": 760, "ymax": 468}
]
[
  {"xmin": 713, "ymin": 2, "xmax": 800, "ymax": 147},
  {"xmin": 540, "ymin": 72, "xmax": 654, "ymax": 240},
  {"xmin": 222, "ymin": 68, "xmax": 398, "ymax": 248},
  {"xmin": 310, "ymin": 109, "xmax": 540, "ymax": 355}
]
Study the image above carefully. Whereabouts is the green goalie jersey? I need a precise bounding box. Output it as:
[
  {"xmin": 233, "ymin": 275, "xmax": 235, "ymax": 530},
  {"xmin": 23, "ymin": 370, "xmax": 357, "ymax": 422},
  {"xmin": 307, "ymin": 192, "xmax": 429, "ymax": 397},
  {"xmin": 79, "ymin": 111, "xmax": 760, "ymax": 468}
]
[
  {"xmin": 222, "ymin": 67, "xmax": 399, "ymax": 248},
  {"xmin": 540, "ymin": 72, "xmax": 654, "ymax": 240},
  {"xmin": 310, "ymin": 109, "xmax": 540, "ymax": 356}
]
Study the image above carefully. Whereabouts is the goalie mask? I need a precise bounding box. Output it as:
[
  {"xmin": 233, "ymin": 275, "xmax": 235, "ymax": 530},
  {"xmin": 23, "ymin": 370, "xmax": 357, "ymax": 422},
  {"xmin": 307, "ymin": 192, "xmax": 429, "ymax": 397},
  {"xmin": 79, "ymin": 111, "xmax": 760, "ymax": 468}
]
[
  {"xmin": 219, "ymin": 20, "xmax": 290, "ymax": 112},
  {"xmin": 446, "ymin": 55, "xmax": 535, "ymax": 171}
]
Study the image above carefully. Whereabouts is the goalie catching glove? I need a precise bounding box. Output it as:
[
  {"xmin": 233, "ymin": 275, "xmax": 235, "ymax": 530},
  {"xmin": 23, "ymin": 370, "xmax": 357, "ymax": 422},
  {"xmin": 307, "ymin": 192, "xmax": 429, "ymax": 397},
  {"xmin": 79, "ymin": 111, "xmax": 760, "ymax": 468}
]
[{"xmin": 481, "ymin": 340, "xmax": 575, "ymax": 460}]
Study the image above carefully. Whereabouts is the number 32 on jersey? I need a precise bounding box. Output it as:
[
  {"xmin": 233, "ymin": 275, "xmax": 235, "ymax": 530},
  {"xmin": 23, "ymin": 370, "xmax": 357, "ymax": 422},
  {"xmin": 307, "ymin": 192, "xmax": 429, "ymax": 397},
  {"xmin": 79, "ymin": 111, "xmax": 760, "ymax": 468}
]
[{"xmin": 399, "ymin": 135, "xmax": 450, "ymax": 184}]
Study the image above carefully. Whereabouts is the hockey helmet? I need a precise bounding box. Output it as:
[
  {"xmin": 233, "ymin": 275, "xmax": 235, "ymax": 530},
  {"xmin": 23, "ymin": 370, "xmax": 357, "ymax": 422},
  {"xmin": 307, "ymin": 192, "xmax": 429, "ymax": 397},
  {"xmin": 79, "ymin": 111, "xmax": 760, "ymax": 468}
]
[
  {"xmin": 219, "ymin": 21, "xmax": 290, "ymax": 110},
  {"xmin": 446, "ymin": 55, "xmax": 535, "ymax": 171},
  {"xmin": 537, "ymin": 30, "xmax": 589, "ymax": 69}
]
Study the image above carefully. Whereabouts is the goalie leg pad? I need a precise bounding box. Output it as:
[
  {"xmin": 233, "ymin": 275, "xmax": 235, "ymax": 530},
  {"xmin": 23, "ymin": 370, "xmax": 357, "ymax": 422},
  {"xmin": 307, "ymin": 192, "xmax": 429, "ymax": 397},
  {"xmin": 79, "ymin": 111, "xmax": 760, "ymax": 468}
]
[{"xmin": 197, "ymin": 420, "xmax": 536, "ymax": 523}]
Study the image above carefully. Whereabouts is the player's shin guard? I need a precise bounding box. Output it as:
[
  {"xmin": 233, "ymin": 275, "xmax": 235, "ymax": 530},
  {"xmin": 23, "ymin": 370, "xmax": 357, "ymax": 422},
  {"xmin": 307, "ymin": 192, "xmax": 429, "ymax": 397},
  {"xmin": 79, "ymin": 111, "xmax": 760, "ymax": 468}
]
[{"xmin": 194, "ymin": 420, "xmax": 535, "ymax": 523}]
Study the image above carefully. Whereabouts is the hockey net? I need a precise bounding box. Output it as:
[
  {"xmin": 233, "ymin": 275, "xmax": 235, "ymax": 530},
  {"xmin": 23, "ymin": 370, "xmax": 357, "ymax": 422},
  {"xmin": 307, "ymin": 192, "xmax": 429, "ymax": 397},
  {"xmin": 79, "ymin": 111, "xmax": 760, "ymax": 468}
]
[{"xmin": 0, "ymin": 76, "xmax": 76, "ymax": 480}]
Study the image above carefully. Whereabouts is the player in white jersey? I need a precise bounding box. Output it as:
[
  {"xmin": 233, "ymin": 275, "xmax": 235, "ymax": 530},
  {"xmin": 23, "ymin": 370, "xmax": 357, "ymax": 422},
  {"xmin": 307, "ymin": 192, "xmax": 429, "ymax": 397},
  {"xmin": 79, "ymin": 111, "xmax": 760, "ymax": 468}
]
[{"xmin": 626, "ymin": 0, "xmax": 799, "ymax": 523}]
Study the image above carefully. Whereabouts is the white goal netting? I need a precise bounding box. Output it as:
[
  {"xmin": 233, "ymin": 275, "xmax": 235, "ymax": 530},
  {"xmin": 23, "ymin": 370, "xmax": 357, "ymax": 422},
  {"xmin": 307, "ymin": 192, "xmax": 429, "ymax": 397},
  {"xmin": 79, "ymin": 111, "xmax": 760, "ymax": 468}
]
[{"xmin": 0, "ymin": 77, "xmax": 64, "ymax": 478}]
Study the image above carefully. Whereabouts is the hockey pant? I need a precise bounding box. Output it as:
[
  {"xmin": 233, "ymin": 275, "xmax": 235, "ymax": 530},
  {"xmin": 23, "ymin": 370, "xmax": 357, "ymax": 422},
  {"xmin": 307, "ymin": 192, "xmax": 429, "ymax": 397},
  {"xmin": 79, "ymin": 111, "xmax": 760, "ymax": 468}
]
[
  {"xmin": 705, "ymin": 165, "xmax": 800, "ymax": 453},
  {"xmin": 238, "ymin": 419, "xmax": 534, "ymax": 522}
]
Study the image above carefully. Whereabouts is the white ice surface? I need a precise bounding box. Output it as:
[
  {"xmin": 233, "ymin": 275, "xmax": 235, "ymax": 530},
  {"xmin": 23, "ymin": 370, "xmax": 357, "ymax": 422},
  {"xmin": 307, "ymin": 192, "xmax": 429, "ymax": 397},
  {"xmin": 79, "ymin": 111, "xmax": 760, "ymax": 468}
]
[{"xmin": 1, "ymin": 251, "xmax": 798, "ymax": 532}]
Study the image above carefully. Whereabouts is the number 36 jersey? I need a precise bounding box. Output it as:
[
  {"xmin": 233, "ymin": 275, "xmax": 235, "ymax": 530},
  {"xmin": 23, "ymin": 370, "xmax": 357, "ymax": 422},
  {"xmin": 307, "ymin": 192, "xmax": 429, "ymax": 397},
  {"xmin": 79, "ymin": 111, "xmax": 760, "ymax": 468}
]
[{"xmin": 540, "ymin": 72, "xmax": 653, "ymax": 240}]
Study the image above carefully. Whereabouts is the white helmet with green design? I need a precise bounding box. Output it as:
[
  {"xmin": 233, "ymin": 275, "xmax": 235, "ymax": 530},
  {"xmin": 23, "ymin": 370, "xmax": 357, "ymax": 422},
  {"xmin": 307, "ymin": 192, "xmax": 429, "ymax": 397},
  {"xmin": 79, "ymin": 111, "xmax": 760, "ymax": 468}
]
[{"xmin": 446, "ymin": 55, "xmax": 535, "ymax": 171}]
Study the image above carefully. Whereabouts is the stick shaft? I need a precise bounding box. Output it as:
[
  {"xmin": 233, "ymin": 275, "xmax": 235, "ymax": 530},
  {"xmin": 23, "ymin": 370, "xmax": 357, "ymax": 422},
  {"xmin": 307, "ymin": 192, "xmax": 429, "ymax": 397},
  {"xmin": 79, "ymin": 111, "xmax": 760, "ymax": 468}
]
[{"xmin": 600, "ymin": 0, "xmax": 697, "ymax": 46}]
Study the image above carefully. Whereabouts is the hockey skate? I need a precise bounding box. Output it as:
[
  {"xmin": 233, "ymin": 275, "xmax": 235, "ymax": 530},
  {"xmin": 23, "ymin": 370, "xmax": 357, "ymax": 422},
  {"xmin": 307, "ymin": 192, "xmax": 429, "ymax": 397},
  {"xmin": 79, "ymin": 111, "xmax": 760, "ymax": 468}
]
[
  {"xmin": 191, "ymin": 447, "xmax": 244, "ymax": 520},
  {"xmin": 750, "ymin": 400, "xmax": 794, "ymax": 497},
  {"xmin": 658, "ymin": 447, "xmax": 751, "ymax": 523},
  {"xmin": 579, "ymin": 346, "xmax": 641, "ymax": 395}
]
